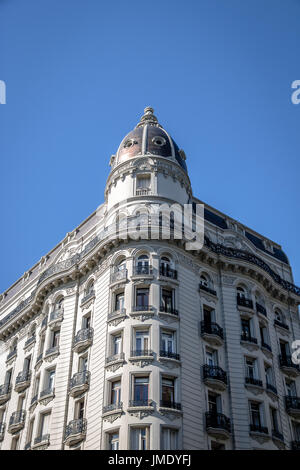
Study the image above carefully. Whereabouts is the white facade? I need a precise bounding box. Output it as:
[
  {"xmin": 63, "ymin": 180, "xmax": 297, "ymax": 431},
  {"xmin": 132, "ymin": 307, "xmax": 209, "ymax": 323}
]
[{"xmin": 0, "ymin": 107, "xmax": 300, "ymax": 450}]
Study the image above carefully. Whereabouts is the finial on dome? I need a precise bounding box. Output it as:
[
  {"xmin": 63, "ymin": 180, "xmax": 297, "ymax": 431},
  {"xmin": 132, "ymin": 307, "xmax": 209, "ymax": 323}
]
[{"xmin": 136, "ymin": 106, "xmax": 161, "ymax": 128}]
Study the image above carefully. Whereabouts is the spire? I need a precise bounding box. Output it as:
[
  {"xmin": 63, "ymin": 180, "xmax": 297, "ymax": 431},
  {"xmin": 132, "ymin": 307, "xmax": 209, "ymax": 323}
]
[{"xmin": 136, "ymin": 106, "xmax": 161, "ymax": 128}]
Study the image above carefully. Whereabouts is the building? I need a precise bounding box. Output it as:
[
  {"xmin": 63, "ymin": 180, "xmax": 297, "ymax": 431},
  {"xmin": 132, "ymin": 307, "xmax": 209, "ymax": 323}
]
[{"xmin": 0, "ymin": 107, "xmax": 300, "ymax": 450}]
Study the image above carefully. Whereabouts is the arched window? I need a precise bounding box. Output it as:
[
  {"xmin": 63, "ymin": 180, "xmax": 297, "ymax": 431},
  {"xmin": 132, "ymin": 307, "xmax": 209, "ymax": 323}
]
[
  {"xmin": 275, "ymin": 308, "xmax": 285, "ymax": 324},
  {"xmin": 136, "ymin": 255, "xmax": 150, "ymax": 275},
  {"xmin": 200, "ymin": 274, "xmax": 209, "ymax": 288},
  {"xmin": 29, "ymin": 324, "xmax": 36, "ymax": 338},
  {"xmin": 117, "ymin": 259, "xmax": 126, "ymax": 272},
  {"xmin": 237, "ymin": 286, "xmax": 246, "ymax": 300},
  {"xmin": 55, "ymin": 297, "xmax": 64, "ymax": 312},
  {"xmin": 10, "ymin": 338, "xmax": 17, "ymax": 353},
  {"xmin": 86, "ymin": 280, "xmax": 94, "ymax": 295}
]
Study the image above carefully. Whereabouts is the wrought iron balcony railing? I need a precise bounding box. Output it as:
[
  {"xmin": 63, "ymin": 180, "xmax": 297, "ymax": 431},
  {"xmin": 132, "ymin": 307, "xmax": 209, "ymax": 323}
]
[
  {"xmin": 34, "ymin": 434, "xmax": 50, "ymax": 446},
  {"xmin": 241, "ymin": 332, "xmax": 257, "ymax": 344},
  {"xmin": 131, "ymin": 349, "xmax": 154, "ymax": 357},
  {"xmin": 103, "ymin": 402, "xmax": 123, "ymax": 414},
  {"xmin": 49, "ymin": 309, "xmax": 63, "ymax": 323},
  {"xmin": 160, "ymin": 400, "xmax": 181, "ymax": 410},
  {"xmin": 274, "ymin": 319, "xmax": 289, "ymax": 330},
  {"xmin": 266, "ymin": 383, "xmax": 277, "ymax": 395},
  {"xmin": 0, "ymin": 383, "xmax": 11, "ymax": 397},
  {"xmin": 285, "ymin": 395, "xmax": 300, "ymax": 411},
  {"xmin": 132, "ymin": 305, "xmax": 154, "ymax": 312},
  {"xmin": 160, "ymin": 350, "xmax": 180, "ymax": 361},
  {"xmin": 6, "ymin": 349, "xmax": 17, "ymax": 362},
  {"xmin": 133, "ymin": 265, "xmax": 153, "ymax": 276},
  {"xmin": 9, "ymin": 410, "xmax": 26, "ymax": 427},
  {"xmin": 201, "ymin": 321, "xmax": 224, "ymax": 339},
  {"xmin": 237, "ymin": 296, "xmax": 253, "ymax": 309},
  {"xmin": 199, "ymin": 283, "xmax": 217, "ymax": 296},
  {"xmin": 45, "ymin": 346, "xmax": 59, "ymax": 357},
  {"xmin": 24, "ymin": 335, "xmax": 36, "ymax": 348},
  {"xmin": 250, "ymin": 423, "xmax": 269, "ymax": 434},
  {"xmin": 256, "ymin": 303, "xmax": 267, "ymax": 317},
  {"xmin": 203, "ymin": 365, "xmax": 227, "ymax": 384},
  {"xmin": 16, "ymin": 370, "xmax": 31, "ymax": 385},
  {"xmin": 40, "ymin": 387, "xmax": 55, "ymax": 398},
  {"xmin": 159, "ymin": 305, "xmax": 179, "ymax": 315},
  {"xmin": 80, "ymin": 290, "xmax": 95, "ymax": 305},
  {"xmin": 105, "ymin": 352, "xmax": 125, "ymax": 364},
  {"xmin": 129, "ymin": 399, "xmax": 153, "ymax": 407},
  {"xmin": 245, "ymin": 376, "xmax": 263, "ymax": 387},
  {"xmin": 261, "ymin": 341, "xmax": 272, "ymax": 352},
  {"xmin": 279, "ymin": 355, "xmax": 300, "ymax": 371},
  {"xmin": 159, "ymin": 266, "xmax": 178, "ymax": 280},
  {"xmin": 74, "ymin": 327, "xmax": 94, "ymax": 345},
  {"xmin": 65, "ymin": 418, "xmax": 87, "ymax": 439},
  {"xmin": 205, "ymin": 412, "xmax": 231, "ymax": 433},
  {"xmin": 110, "ymin": 269, "xmax": 128, "ymax": 284},
  {"xmin": 70, "ymin": 371, "xmax": 90, "ymax": 390},
  {"xmin": 272, "ymin": 429, "xmax": 284, "ymax": 441}
]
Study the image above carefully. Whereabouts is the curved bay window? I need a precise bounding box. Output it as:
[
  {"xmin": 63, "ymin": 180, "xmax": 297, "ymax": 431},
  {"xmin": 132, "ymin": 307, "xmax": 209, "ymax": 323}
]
[
  {"xmin": 136, "ymin": 255, "xmax": 150, "ymax": 275},
  {"xmin": 133, "ymin": 377, "xmax": 149, "ymax": 406}
]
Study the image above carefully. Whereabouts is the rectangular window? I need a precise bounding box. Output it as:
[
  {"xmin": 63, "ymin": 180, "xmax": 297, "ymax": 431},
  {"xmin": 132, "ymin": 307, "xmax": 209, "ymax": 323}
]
[
  {"xmin": 245, "ymin": 357, "xmax": 257, "ymax": 379},
  {"xmin": 115, "ymin": 293, "xmax": 125, "ymax": 311},
  {"xmin": 79, "ymin": 356, "xmax": 88, "ymax": 372},
  {"xmin": 250, "ymin": 402, "xmax": 261, "ymax": 426},
  {"xmin": 161, "ymin": 288, "xmax": 174, "ymax": 311},
  {"xmin": 203, "ymin": 307, "xmax": 215, "ymax": 324},
  {"xmin": 208, "ymin": 393, "xmax": 221, "ymax": 414},
  {"xmin": 133, "ymin": 376, "xmax": 149, "ymax": 404},
  {"xmin": 135, "ymin": 330, "xmax": 149, "ymax": 352},
  {"xmin": 5, "ymin": 369, "xmax": 12, "ymax": 386},
  {"xmin": 286, "ymin": 380, "xmax": 297, "ymax": 396},
  {"xmin": 111, "ymin": 381, "xmax": 121, "ymax": 405},
  {"xmin": 241, "ymin": 319, "xmax": 251, "ymax": 339},
  {"xmin": 136, "ymin": 288, "xmax": 149, "ymax": 308},
  {"xmin": 109, "ymin": 432, "xmax": 119, "ymax": 450},
  {"xmin": 51, "ymin": 330, "xmax": 60, "ymax": 348},
  {"xmin": 130, "ymin": 426, "xmax": 150, "ymax": 450},
  {"xmin": 39, "ymin": 411, "xmax": 51, "ymax": 437},
  {"xmin": 161, "ymin": 331, "xmax": 175, "ymax": 353},
  {"xmin": 82, "ymin": 314, "xmax": 91, "ymax": 329},
  {"xmin": 206, "ymin": 349, "xmax": 218, "ymax": 366},
  {"xmin": 113, "ymin": 335, "xmax": 122, "ymax": 355},
  {"xmin": 161, "ymin": 428, "xmax": 178, "ymax": 450},
  {"xmin": 23, "ymin": 355, "xmax": 31, "ymax": 372},
  {"xmin": 26, "ymin": 418, "xmax": 35, "ymax": 445},
  {"xmin": 270, "ymin": 408, "xmax": 279, "ymax": 432},
  {"xmin": 161, "ymin": 377, "xmax": 175, "ymax": 404},
  {"xmin": 75, "ymin": 400, "xmax": 85, "ymax": 420},
  {"xmin": 11, "ymin": 435, "xmax": 19, "ymax": 450},
  {"xmin": 137, "ymin": 175, "xmax": 150, "ymax": 189}
]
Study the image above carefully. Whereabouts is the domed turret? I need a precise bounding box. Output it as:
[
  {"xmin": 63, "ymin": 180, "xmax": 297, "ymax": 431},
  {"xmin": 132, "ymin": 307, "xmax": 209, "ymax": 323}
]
[{"xmin": 114, "ymin": 107, "xmax": 187, "ymax": 172}]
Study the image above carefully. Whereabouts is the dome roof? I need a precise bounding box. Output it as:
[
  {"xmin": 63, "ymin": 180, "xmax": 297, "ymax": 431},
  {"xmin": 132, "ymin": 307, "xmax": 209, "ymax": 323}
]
[{"xmin": 115, "ymin": 107, "xmax": 187, "ymax": 172}]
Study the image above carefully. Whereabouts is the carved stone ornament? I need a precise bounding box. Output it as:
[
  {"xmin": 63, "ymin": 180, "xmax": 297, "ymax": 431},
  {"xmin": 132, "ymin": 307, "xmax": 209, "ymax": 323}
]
[
  {"xmin": 128, "ymin": 357, "xmax": 154, "ymax": 368},
  {"xmin": 129, "ymin": 312, "xmax": 155, "ymax": 322},
  {"xmin": 102, "ymin": 412, "xmax": 122, "ymax": 423},
  {"xmin": 159, "ymin": 409, "xmax": 182, "ymax": 421},
  {"xmin": 81, "ymin": 299, "xmax": 95, "ymax": 311},
  {"xmin": 250, "ymin": 433, "xmax": 270, "ymax": 444},
  {"xmin": 105, "ymin": 360, "xmax": 125, "ymax": 372},
  {"xmin": 158, "ymin": 312, "xmax": 179, "ymax": 323},
  {"xmin": 221, "ymin": 275, "xmax": 236, "ymax": 286},
  {"xmin": 107, "ymin": 316, "xmax": 126, "ymax": 327},
  {"xmin": 44, "ymin": 351, "xmax": 59, "ymax": 363},
  {"xmin": 158, "ymin": 358, "xmax": 181, "ymax": 369},
  {"xmin": 128, "ymin": 409, "xmax": 154, "ymax": 419},
  {"xmin": 39, "ymin": 394, "xmax": 55, "ymax": 406}
]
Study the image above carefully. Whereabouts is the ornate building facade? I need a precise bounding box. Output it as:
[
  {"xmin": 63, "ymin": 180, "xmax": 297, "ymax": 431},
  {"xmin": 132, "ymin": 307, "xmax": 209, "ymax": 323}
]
[{"xmin": 0, "ymin": 107, "xmax": 300, "ymax": 450}]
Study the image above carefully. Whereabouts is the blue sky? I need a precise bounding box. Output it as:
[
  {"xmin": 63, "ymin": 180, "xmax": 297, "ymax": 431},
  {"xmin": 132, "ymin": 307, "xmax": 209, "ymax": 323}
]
[{"xmin": 1, "ymin": 0, "xmax": 300, "ymax": 293}]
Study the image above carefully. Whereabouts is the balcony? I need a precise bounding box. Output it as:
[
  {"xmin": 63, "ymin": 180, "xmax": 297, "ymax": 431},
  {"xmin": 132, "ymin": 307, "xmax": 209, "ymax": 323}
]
[
  {"xmin": 39, "ymin": 387, "xmax": 55, "ymax": 405},
  {"xmin": 249, "ymin": 423, "xmax": 269, "ymax": 435},
  {"xmin": 8, "ymin": 410, "xmax": 26, "ymax": 434},
  {"xmin": 130, "ymin": 305, "xmax": 155, "ymax": 321},
  {"xmin": 202, "ymin": 365, "xmax": 227, "ymax": 391},
  {"xmin": 261, "ymin": 341, "xmax": 272, "ymax": 354},
  {"xmin": 33, "ymin": 434, "xmax": 50, "ymax": 449},
  {"xmin": 110, "ymin": 269, "xmax": 128, "ymax": 285},
  {"xmin": 240, "ymin": 332, "xmax": 258, "ymax": 347},
  {"xmin": 272, "ymin": 429, "xmax": 284, "ymax": 443},
  {"xmin": 80, "ymin": 290, "xmax": 95, "ymax": 307},
  {"xmin": 237, "ymin": 296, "xmax": 254, "ymax": 311},
  {"xmin": 69, "ymin": 371, "xmax": 90, "ymax": 397},
  {"xmin": 64, "ymin": 418, "xmax": 87, "ymax": 446},
  {"xmin": 48, "ymin": 310, "xmax": 63, "ymax": 329},
  {"xmin": 132, "ymin": 265, "xmax": 153, "ymax": 278},
  {"xmin": 15, "ymin": 370, "xmax": 31, "ymax": 393},
  {"xmin": 159, "ymin": 305, "xmax": 179, "ymax": 318},
  {"xmin": 24, "ymin": 335, "xmax": 36, "ymax": 350},
  {"xmin": 160, "ymin": 400, "xmax": 182, "ymax": 411},
  {"xmin": 285, "ymin": 396, "xmax": 300, "ymax": 418},
  {"xmin": 274, "ymin": 319, "xmax": 289, "ymax": 331},
  {"xmin": 279, "ymin": 355, "xmax": 300, "ymax": 377},
  {"xmin": 102, "ymin": 402, "xmax": 123, "ymax": 422},
  {"xmin": 107, "ymin": 308, "xmax": 126, "ymax": 326},
  {"xmin": 136, "ymin": 188, "xmax": 151, "ymax": 196},
  {"xmin": 266, "ymin": 382, "xmax": 278, "ymax": 396},
  {"xmin": 0, "ymin": 422, "xmax": 5, "ymax": 442},
  {"xmin": 128, "ymin": 399, "xmax": 154, "ymax": 409},
  {"xmin": 291, "ymin": 440, "xmax": 300, "ymax": 450},
  {"xmin": 199, "ymin": 283, "xmax": 217, "ymax": 297},
  {"xmin": 200, "ymin": 321, "xmax": 224, "ymax": 346},
  {"xmin": 73, "ymin": 327, "xmax": 94, "ymax": 353},
  {"xmin": 44, "ymin": 345, "xmax": 59, "ymax": 361},
  {"xmin": 6, "ymin": 349, "xmax": 17, "ymax": 363},
  {"xmin": 0, "ymin": 383, "xmax": 11, "ymax": 405},
  {"xmin": 159, "ymin": 266, "xmax": 178, "ymax": 280},
  {"xmin": 205, "ymin": 412, "xmax": 231, "ymax": 439},
  {"xmin": 105, "ymin": 352, "xmax": 125, "ymax": 372},
  {"xmin": 129, "ymin": 350, "xmax": 154, "ymax": 367},
  {"xmin": 159, "ymin": 350, "xmax": 180, "ymax": 363},
  {"xmin": 245, "ymin": 376, "xmax": 263, "ymax": 393},
  {"xmin": 256, "ymin": 303, "xmax": 267, "ymax": 318}
]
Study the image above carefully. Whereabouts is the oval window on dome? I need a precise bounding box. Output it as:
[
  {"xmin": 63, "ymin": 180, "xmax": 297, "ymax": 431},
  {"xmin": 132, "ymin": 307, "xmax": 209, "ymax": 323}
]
[
  {"xmin": 124, "ymin": 139, "xmax": 137, "ymax": 148},
  {"xmin": 152, "ymin": 136, "xmax": 166, "ymax": 147}
]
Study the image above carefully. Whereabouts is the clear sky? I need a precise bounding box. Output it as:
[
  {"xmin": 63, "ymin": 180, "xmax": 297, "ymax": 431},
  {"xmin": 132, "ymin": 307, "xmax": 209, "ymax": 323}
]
[{"xmin": 1, "ymin": 0, "xmax": 300, "ymax": 293}]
